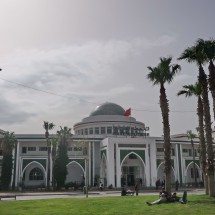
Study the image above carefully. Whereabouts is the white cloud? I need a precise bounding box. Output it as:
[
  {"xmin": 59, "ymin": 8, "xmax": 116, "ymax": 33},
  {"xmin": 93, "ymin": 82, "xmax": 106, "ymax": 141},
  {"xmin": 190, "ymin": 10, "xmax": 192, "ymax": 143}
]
[
  {"xmin": 1, "ymin": 35, "xmax": 175, "ymax": 93},
  {"xmin": 0, "ymin": 35, "xmax": 178, "ymax": 133}
]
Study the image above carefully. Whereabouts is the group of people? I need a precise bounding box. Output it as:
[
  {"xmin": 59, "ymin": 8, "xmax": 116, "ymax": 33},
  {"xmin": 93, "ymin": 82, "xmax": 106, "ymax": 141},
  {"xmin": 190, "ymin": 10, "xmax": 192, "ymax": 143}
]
[{"xmin": 146, "ymin": 187, "xmax": 187, "ymax": 206}]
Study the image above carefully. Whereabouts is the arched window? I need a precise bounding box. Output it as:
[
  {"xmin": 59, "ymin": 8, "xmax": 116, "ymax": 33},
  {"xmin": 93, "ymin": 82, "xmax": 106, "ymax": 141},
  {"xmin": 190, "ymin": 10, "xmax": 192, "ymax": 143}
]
[{"xmin": 29, "ymin": 167, "xmax": 44, "ymax": 180}]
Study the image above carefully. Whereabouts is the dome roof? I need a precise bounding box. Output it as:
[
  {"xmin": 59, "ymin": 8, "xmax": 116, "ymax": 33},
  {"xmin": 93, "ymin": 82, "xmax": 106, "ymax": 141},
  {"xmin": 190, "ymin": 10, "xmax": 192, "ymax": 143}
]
[{"xmin": 89, "ymin": 102, "xmax": 125, "ymax": 116}]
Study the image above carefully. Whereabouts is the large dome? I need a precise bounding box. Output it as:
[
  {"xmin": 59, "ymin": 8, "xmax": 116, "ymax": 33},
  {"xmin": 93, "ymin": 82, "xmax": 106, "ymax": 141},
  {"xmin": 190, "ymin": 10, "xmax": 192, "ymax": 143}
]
[{"xmin": 89, "ymin": 102, "xmax": 125, "ymax": 116}]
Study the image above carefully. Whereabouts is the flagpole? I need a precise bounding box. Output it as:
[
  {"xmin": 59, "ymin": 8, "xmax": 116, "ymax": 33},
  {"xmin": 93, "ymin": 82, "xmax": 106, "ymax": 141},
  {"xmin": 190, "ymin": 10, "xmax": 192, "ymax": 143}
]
[{"xmin": 129, "ymin": 108, "xmax": 131, "ymax": 137}]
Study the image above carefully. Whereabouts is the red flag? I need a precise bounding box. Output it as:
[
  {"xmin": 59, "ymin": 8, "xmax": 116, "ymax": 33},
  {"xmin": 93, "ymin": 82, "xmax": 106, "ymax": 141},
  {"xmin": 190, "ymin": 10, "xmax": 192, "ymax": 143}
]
[{"xmin": 124, "ymin": 108, "xmax": 131, "ymax": 116}]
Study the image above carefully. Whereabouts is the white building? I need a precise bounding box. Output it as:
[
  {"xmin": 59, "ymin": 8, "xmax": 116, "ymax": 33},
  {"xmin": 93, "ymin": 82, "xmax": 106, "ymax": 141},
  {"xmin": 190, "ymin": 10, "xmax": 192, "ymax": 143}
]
[{"xmin": 1, "ymin": 102, "xmax": 212, "ymax": 189}]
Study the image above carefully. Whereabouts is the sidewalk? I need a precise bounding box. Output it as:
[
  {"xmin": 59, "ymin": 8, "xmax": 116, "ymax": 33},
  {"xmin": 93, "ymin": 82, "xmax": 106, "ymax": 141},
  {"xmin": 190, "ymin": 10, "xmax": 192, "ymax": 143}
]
[{"xmin": 0, "ymin": 187, "xmax": 205, "ymax": 197}]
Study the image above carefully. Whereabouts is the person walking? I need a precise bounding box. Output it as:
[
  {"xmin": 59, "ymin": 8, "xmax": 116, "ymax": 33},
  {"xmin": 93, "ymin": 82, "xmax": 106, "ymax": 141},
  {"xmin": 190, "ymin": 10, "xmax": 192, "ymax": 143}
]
[
  {"xmin": 134, "ymin": 180, "xmax": 140, "ymax": 196},
  {"xmin": 99, "ymin": 181, "xmax": 103, "ymax": 191}
]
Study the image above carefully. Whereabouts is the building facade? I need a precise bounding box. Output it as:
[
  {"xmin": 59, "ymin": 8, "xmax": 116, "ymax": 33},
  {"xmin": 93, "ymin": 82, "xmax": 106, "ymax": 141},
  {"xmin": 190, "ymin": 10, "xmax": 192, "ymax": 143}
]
[{"xmin": 0, "ymin": 102, "xmax": 213, "ymax": 189}]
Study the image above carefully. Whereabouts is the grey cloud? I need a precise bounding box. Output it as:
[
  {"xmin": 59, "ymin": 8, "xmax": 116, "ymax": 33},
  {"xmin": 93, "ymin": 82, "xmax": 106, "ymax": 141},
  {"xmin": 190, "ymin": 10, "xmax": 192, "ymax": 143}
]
[{"xmin": 0, "ymin": 97, "xmax": 35, "ymax": 125}]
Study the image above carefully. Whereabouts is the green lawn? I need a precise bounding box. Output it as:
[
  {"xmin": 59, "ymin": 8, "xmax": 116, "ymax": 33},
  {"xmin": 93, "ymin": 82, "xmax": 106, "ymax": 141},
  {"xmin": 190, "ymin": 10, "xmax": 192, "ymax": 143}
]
[{"xmin": 0, "ymin": 195, "xmax": 215, "ymax": 215}]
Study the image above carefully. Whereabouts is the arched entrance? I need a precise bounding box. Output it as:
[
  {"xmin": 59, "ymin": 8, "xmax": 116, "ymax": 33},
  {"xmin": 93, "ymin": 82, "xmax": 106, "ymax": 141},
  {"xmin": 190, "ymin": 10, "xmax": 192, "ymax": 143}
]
[
  {"xmin": 185, "ymin": 162, "xmax": 201, "ymax": 185},
  {"xmin": 121, "ymin": 152, "xmax": 145, "ymax": 187},
  {"xmin": 157, "ymin": 162, "xmax": 175, "ymax": 184},
  {"xmin": 66, "ymin": 161, "xmax": 85, "ymax": 186}
]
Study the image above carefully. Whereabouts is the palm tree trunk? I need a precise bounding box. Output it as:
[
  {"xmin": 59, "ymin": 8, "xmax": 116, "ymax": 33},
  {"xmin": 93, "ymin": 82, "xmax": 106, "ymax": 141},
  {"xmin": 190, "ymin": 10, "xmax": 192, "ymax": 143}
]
[
  {"xmin": 52, "ymin": 146, "xmax": 56, "ymax": 190},
  {"xmin": 47, "ymin": 141, "xmax": 51, "ymax": 189},
  {"xmin": 191, "ymin": 139, "xmax": 197, "ymax": 187},
  {"xmin": 197, "ymin": 96, "xmax": 208, "ymax": 194},
  {"xmin": 203, "ymin": 173, "xmax": 209, "ymax": 195},
  {"xmin": 208, "ymin": 60, "xmax": 215, "ymax": 120},
  {"xmin": 198, "ymin": 65, "xmax": 215, "ymax": 197},
  {"xmin": 160, "ymin": 85, "xmax": 171, "ymax": 196},
  {"xmin": 207, "ymin": 61, "xmax": 215, "ymax": 196}
]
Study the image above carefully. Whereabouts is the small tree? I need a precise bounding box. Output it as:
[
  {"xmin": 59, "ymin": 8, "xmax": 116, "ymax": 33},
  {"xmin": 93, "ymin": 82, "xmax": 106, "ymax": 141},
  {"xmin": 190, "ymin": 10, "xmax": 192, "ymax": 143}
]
[
  {"xmin": 0, "ymin": 131, "xmax": 17, "ymax": 190},
  {"xmin": 54, "ymin": 127, "xmax": 72, "ymax": 189}
]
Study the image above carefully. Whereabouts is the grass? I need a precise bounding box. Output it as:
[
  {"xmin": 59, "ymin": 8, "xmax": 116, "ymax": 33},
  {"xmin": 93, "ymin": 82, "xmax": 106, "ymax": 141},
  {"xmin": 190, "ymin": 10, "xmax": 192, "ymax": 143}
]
[{"xmin": 0, "ymin": 195, "xmax": 215, "ymax": 215}]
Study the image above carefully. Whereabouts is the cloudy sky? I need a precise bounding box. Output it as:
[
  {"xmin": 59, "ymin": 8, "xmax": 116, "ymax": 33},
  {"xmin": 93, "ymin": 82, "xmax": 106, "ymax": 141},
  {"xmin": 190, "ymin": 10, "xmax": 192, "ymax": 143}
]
[{"xmin": 0, "ymin": 0, "xmax": 214, "ymax": 136}]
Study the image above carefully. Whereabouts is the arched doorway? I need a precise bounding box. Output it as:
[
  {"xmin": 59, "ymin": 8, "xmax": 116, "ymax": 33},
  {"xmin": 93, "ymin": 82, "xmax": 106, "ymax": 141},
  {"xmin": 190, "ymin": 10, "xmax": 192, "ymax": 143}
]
[
  {"xmin": 157, "ymin": 162, "xmax": 175, "ymax": 185},
  {"xmin": 121, "ymin": 152, "xmax": 145, "ymax": 187},
  {"xmin": 185, "ymin": 162, "xmax": 201, "ymax": 185},
  {"xmin": 66, "ymin": 161, "xmax": 85, "ymax": 186}
]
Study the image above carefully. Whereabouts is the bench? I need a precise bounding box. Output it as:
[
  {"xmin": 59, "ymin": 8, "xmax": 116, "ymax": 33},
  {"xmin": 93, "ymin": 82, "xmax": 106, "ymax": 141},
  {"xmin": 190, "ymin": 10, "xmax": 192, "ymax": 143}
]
[
  {"xmin": 0, "ymin": 195, "xmax": 16, "ymax": 200},
  {"xmin": 125, "ymin": 191, "xmax": 135, "ymax": 196},
  {"xmin": 121, "ymin": 190, "xmax": 135, "ymax": 196}
]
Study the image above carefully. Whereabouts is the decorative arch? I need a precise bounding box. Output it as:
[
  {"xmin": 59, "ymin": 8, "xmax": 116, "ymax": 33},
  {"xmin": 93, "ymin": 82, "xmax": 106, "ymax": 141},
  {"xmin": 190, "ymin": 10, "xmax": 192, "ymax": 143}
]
[
  {"xmin": 65, "ymin": 160, "xmax": 85, "ymax": 184},
  {"xmin": 21, "ymin": 161, "xmax": 46, "ymax": 187},
  {"xmin": 185, "ymin": 161, "xmax": 201, "ymax": 184},
  {"xmin": 22, "ymin": 161, "xmax": 46, "ymax": 178},
  {"xmin": 157, "ymin": 162, "xmax": 175, "ymax": 183},
  {"xmin": 121, "ymin": 151, "xmax": 145, "ymax": 166},
  {"xmin": 121, "ymin": 151, "xmax": 146, "ymax": 187}
]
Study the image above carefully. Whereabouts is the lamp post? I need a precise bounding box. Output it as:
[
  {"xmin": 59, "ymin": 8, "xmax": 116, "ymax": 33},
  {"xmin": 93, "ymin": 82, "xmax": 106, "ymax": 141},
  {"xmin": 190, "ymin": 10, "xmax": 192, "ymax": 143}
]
[
  {"xmin": 187, "ymin": 130, "xmax": 197, "ymax": 187},
  {"xmin": 85, "ymin": 158, "xmax": 89, "ymax": 198},
  {"xmin": 73, "ymin": 139, "xmax": 89, "ymax": 198}
]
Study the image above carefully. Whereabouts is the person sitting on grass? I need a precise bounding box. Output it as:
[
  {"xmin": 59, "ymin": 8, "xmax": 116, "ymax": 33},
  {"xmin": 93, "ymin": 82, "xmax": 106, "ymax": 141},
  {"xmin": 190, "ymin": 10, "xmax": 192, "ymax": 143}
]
[
  {"xmin": 169, "ymin": 192, "xmax": 180, "ymax": 202},
  {"xmin": 146, "ymin": 187, "xmax": 168, "ymax": 206},
  {"xmin": 169, "ymin": 191, "xmax": 187, "ymax": 204},
  {"xmin": 146, "ymin": 191, "xmax": 187, "ymax": 206}
]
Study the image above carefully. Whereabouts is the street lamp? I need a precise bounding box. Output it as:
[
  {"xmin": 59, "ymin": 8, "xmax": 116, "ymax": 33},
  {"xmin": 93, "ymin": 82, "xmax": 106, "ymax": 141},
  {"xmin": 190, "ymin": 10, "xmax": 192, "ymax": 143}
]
[
  {"xmin": 187, "ymin": 130, "xmax": 197, "ymax": 187},
  {"xmin": 73, "ymin": 139, "xmax": 89, "ymax": 198},
  {"xmin": 85, "ymin": 158, "xmax": 89, "ymax": 198}
]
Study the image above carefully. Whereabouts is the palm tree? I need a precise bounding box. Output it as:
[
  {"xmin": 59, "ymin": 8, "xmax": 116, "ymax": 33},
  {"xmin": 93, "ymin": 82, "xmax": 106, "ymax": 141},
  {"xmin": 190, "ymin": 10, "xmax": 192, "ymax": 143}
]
[
  {"xmin": 177, "ymin": 83, "xmax": 208, "ymax": 193},
  {"xmin": 147, "ymin": 57, "xmax": 181, "ymax": 195},
  {"xmin": 187, "ymin": 130, "xmax": 197, "ymax": 187},
  {"xmin": 178, "ymin": 40, "xmax": 215, "ymax": 197},
  {"xmin": 0, "ymin": 131, "xmax": 17, "ymax": 190},
  {"xmin": 204, "ymin": 39, "xmax": 215, "ymax": 118},
  {"xmin": 50, "ymin": 137, "xmax": 58, "ymax": 190},
  {"xmin": 43, "ymin": 121, "xmax": 55, "ymax": 189}
]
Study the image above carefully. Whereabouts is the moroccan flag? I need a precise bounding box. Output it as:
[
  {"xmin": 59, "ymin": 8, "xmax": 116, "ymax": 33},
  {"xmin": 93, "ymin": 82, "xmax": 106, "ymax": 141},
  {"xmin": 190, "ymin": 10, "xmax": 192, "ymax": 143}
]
[{"xmin": 124, "ymin": 108, "xmax": 131, "ymax": 116}]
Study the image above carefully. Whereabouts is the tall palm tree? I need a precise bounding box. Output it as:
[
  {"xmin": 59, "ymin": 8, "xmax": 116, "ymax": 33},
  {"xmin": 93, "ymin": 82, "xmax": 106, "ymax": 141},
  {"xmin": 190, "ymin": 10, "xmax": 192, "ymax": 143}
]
[
  {"xmin": 187, "ymin": 130, "xmax": 197, "ymax": 187},
  {"xmin": 204, "ymin": 39, "xmax": 215, "ymax": 118},
  {"xmin": 178, "ymin": 40, "xmax": 215, "ymax": 197},
  {"xmin": 147, "ymin": 57, "xmax": 181, "ymax": 195},
  {"xmin": 0, "ymin": 131, "xmax": 17, "ymax": 190},
  {"xmin": 43, "ymin": 121, "xmax": 55, "ymax": 189},
  {"xmin": 177, "ymin": 83, "xmax": 208, "ymax": 193},
  {"xmin": 50, "ymin": 137, "xmax": 58, "ymax": 190}
]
